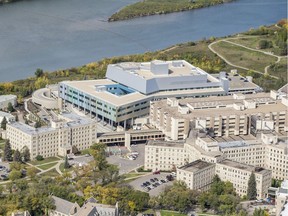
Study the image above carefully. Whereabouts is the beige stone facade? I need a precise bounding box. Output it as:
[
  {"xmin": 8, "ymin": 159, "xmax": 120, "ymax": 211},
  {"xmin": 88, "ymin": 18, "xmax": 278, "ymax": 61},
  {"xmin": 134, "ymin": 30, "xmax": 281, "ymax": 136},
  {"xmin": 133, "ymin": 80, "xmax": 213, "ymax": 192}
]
[
  {"xmin": 150, "ymin": 92, "xmax": 288, "ymax": 141},
  {"xmin": 144, "ymin": 140, "xmax": 188, "ymax": 171},
  {"xmin": 215, "ymin": 159, "xmax": 272, "ymax": 199},
  {"xmin": 6, "ymin": 113, "xmax": 97, "ymax": 159},
  {"xmin": 177, "ymin": 160, "xmax": 215, "ymax": 191}
]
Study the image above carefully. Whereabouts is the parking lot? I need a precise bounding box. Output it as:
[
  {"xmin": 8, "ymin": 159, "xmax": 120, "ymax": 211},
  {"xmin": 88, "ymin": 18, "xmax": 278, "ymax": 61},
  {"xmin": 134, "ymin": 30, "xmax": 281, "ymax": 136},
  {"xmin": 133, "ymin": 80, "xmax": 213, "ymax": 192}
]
[
  {"xmin": 0, "ymin": 162, "xmax": 10, "ymax": 180},
  {"xmin": 107, "ymin": 144, "xmax": 145, "ymax": 174},
  {"xmin": 68, "ymin": 154, "xmax": 94, "ymax": 167},
  {"xmin": 129, "ymin": 173, "xmax": 174, "ymax": 196}
]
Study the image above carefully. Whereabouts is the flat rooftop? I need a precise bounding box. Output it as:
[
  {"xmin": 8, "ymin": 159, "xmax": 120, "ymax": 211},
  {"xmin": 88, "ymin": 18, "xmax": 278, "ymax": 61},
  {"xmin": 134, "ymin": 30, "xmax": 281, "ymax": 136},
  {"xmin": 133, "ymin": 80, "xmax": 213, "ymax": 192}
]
[
  {"xmin": 212, "ymin": 73, "xmax": 260, "ymax": 91},
  {"xmin": 153, "ymin": 93, "xmax": 287, "ymax": 119},
  {"xmin": 114, "ymin": 60, "xmax": 209, "ymax": 80},
  {"xmin": 146, "ymin": 140, "xmax": 185, "ymax": 148},
  {"xmin": 0, "ymin": 94, "xmax": 16, "ymax": 102},
  {"xmin": 0, "ymin": 111, "xmax": 14, "ymax": 118},
  {"xmin": 60, "ymin": 79, "xmax": 226, "ymax": 107},
  {"xmin": 178, "ymin": 159, "xmax": 214, "ymax": 172},
  {"xmin": 8, "ymin": 113, "xmax": 95, "ymax": 136},
  {"xmin": 218, "ymin": 159, "xmax": 268, "ymax": 174}
]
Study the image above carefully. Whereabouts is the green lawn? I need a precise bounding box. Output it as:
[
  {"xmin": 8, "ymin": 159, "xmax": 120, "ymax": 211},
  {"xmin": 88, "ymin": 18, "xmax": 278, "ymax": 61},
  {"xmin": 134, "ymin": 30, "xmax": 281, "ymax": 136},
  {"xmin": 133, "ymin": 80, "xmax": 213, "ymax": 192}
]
[
  {"xmin": 160, "ymin": 210, "xmax": 186, "ymax": 216},
  {"xmin": 122, "ymin": 172, "xmax": 145, "ymax": 179},
  {"xmin": 267, "ymin": 57, "xmax": 288, "ymax": 82},
  {"xmin": 30, "ymin": 157, "xmax": 60, "ymax": 166},
  {"xmin": 80, "ymin": 149, "xmax": 90, "ymax": 155},
  {"xmin": 227, "ymin": 36, "xmax": 285, "ymax": 56},
  {"xmin": 37, "ymin": 162, "xmax": 58, "ymax": 170},
  {"xmin": 40, "ymin": 169, "xmax": 59, "ymax": 177},
  {"xmin": 0, "ymin": 139, "xmax": 5, "ymax": 150},
  {"xmin": 211, "ymin": 41, "xmax": 277, "ymax": 72},
  {"xmin": 59, "ymin": 162, "xmax": 74, "ymax": 173}
]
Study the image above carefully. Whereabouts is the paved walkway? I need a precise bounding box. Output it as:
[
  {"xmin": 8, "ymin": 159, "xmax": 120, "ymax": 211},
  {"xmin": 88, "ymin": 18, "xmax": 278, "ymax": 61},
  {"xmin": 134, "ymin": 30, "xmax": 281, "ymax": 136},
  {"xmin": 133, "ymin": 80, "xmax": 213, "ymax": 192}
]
[
  {"xmin": 208, "ymin": 36, "xmax": 282, "ymax": 79},
  {"xmin": 26, "ymin": 158, "xmax": 64, "ymax": 175}
]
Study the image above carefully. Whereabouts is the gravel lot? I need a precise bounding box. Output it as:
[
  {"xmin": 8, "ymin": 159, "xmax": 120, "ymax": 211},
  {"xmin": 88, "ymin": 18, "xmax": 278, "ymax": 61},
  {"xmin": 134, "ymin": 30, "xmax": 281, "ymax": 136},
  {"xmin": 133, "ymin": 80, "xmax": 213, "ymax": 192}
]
[{"xmin": 128, "ymin": 173, "xmax": 174, "ymax": 197}]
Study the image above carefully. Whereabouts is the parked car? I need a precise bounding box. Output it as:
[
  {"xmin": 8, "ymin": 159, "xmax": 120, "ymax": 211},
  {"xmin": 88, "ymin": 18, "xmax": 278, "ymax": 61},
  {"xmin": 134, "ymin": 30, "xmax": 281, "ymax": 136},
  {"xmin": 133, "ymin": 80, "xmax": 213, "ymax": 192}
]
[
  {"xmin": 0, "ymin": 174, "xmax": 8, "ymax": 180},
  {"xmin": 171, "ymin": 172, "xmax": 176, "ymax": 177},
  {"xmin": 166, "ymin": 175, "xmax": 173, "ymax": 181},
  {"xmin": 150, "ymin": 178, "xmax": 155, "ymax": 183},
  {"xmin": 160, "ymin": 179, "xmax": 166, "ymax": 184},
  {"xmin": 153, "ymin": 170, "xmax": 160, "ymax": 174},
  {"xmin": 153, "ymin": 178, "xmax": 158, "ymax": 181}
]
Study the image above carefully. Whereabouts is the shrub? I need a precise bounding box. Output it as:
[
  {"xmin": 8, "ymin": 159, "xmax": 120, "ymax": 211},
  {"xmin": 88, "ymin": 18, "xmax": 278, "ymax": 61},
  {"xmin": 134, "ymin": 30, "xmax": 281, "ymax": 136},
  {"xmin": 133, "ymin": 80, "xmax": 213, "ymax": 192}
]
[{"xmin": 35, "ymin": 155, "xmax": 44, "ymax": 161}]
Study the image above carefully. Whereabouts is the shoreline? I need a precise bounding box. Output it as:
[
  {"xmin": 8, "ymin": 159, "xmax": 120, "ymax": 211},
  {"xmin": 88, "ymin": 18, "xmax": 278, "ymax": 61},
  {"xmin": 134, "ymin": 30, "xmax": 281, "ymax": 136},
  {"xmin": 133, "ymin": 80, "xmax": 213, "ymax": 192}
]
[
  {"xmin": 0, "ymin": 22, "xmax": 286, "ymax": 102},
  {"xmin": 108, "ymin": 0, "xmax": 234, "ymax": 22}
]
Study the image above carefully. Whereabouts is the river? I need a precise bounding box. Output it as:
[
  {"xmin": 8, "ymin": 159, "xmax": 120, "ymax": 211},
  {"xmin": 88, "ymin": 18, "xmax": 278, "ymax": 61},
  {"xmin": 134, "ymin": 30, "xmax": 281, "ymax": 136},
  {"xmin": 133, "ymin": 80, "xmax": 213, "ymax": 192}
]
[{"xmin": 0, "ymin": 0, "xmax": 286, "ymax": 81}]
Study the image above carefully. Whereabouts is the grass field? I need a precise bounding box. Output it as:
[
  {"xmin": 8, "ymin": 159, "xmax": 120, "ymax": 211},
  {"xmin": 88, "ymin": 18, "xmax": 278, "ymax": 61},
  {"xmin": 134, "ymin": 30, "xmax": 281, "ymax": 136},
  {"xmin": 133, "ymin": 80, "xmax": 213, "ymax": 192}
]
[
  {"xmin": 59, "ymin": 162, "xmax": 74, "ymax": 173},
  {"xmin": 267, "ymin": 57, "xmax": 288, "ymax": 82},
  {"xmin": 160, "ymin": 210, "xmax": 186, "ymax": 216},
  {"xmin": 30, "ymin": 157, "xmax": 60, "ymax": 166},
  {"xmin": 227, "ymin": 35, "xmax": 285, "ymax": 56},
  {"xmin": 37, "ymin": 162, "xmax": 58, "ymax": 170},
  {"xmin": 40, "ymin": 168, "xmax": 59, "ymax": 177},
  {"xmin": 211, "ymin": 41, "xmax": 277, "ymax": 72}
]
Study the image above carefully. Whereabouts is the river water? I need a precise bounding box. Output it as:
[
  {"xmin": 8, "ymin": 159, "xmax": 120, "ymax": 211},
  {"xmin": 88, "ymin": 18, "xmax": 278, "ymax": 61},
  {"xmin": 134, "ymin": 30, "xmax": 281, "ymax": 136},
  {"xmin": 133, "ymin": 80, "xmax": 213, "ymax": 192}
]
[{"xmin": 0, "ymin": 0, "xmax": 286, "ymax": 81}]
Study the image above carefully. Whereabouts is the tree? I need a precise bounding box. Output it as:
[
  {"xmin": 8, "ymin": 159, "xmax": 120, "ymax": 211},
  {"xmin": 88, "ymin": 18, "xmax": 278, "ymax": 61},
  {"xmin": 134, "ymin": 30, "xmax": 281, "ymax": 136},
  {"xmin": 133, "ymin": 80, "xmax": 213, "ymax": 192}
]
[
  {"xmin": 7, "ymin": 102, "xmax": 14, "ymax": 112},
  {"xmin": 34, "ymin": 76, "xmax": 49, "ymax": 89},
  {"xmin": 3, "ymin": 139, "xmax": 13, "ymax": 161},
  {"xmin": 13, "ymin": 149, "xmax": 22, "ymax": 162},
  {"xmin": 64, "ymin": 155, "xmax": 70, "ymax": 169},
  {"xmin": 9, "ymin": 170, "xmax": 22, "ymax": 181},
  {"xmin": 247, "ymin": 172, "xmax": 257, "ymax": 200},
  {"xmin": 1, "ymin": 117, "xmax": 7, "ymax": 130},
  {"xmin": 258, "ymin": 40, "xmax": 272, "ymax": 49},
  {"xmin": 35, "ymin": 68, "xmax": 44, "ymax": 78},
  {"xmin": 22, "ymin": 146, "xmax": 30, "ymax": 162},
  {"xmin": 253, "ymin": 208, "xmax": 269, "ymax": 216},
  {"xmin": 27, "ymin": 167, "xmax": 38, "ymax": 179},
  {"xmin": 90, "ymin": 143, "xmax": 108, "ymax": 171},
  {"xmin": 36, "ymin": 155, "xmax": 44, "ymax": 161},
  {"xmin": 34, "ymin": 121, "xmax": 41, "ymax": 128}
]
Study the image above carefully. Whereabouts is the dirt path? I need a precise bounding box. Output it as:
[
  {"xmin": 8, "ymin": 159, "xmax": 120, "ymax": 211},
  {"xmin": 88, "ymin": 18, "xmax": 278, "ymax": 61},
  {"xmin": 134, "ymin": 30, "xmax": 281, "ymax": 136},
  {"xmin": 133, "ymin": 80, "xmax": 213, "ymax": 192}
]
[{"xmin": 208, "ymin": 36, "xmax": 281, "ymax": 79}]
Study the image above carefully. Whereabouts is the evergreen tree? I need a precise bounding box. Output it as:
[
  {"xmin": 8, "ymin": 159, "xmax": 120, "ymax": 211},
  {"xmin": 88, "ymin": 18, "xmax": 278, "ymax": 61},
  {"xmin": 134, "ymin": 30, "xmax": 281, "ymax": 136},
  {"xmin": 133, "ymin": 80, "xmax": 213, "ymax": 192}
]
[
  {"xmin": 7, "ymin": 102, "xmax": 14, "ymax": 112},
  {"xmin": 247, "ymin": 172, "xmax": 257, "ymax": 200},
  {"xmin": 3, "ymin": 139, "xmax": 13, "ymax": 161},
  {"xmin": 35, "ymin": 68, "xmax": 44, "ymax": 78},
  {"xmin": 13, "ymin": 149, "xmax": 22, "ymax": 162},
  {"xmin": 1, "ymin": 117, "xmax": 7, "ymax": 130},
  {"xmin": 64, "ymin": 155, "xmax": 70, "ymax": 169},
  {"xmin": 34, "ymin": 121, "xmax": 41, "ymax": 128},
  {"xmin": 22, "ymin": 147, "xmax": 30, "ymax": 162}
]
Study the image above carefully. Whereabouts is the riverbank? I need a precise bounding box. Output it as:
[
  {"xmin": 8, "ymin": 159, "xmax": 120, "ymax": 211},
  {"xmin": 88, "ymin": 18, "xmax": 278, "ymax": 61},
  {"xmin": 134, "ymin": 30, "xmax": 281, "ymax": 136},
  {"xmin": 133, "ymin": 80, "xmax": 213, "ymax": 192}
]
[
  {"xmin": 108, "ymin": 0, "xmax": 233, "ymax": 22},
  {"xmin": 0, "ymin": 23, "xmax": 286, "ymax": 102},
  {"xmin": 0, "ymin": 0, "xmax": 19, "ymax": 4}
]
